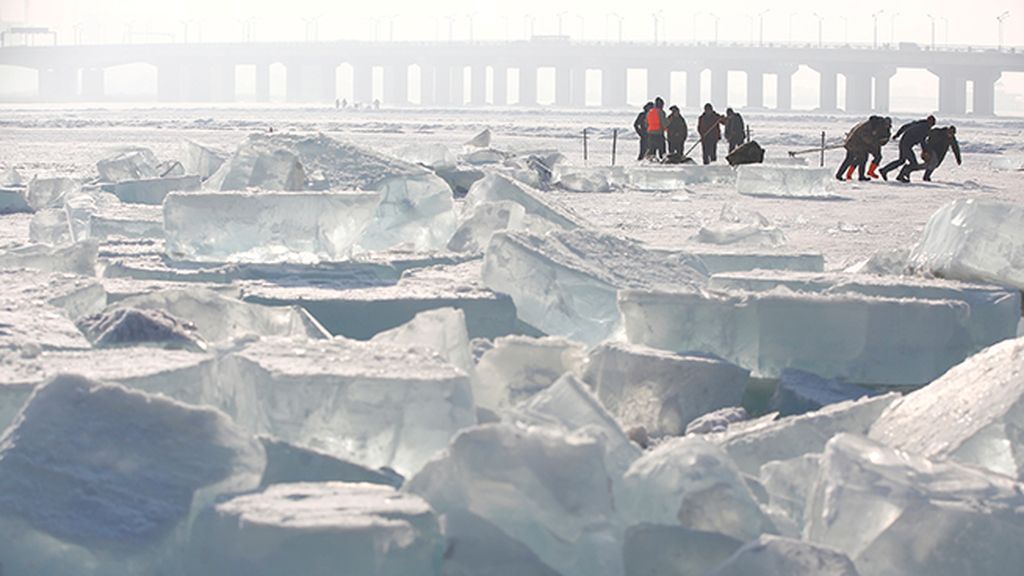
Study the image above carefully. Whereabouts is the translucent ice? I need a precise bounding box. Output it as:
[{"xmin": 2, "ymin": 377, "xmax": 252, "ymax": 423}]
[
  {"xmin": 0, "ymin": 375, "xmax": 264, "ymax": 574},
  {"xmin": 583, "ymin": 342, "xmax": 749, "ymax": 437},
  {"xmin": 464, "ymin": 173, "xmax": 584, "ymax": 231},
  {"xmin": 758, "ymin": 454, "xmax": 821, "ymax": 536},
  {"xmin": 112, "ymin": 288, "xmax": 328, "ymax": 343},
  {"xmin": 370, "ymin": 307, "xmax": 474, "ymax": 375},
  {"xmin": 437, "ymin": 509, "xmax": 564, "ymax": 576},
  {"xmin": 686, "ymin": 406, "xmax": 750, "ymax": 435},
  {"xmin": 0, "ymin": 239, "xmax": 97, "ymax": 276},
  {"xmin": 484, "ymin": 228, "xmax": 707, "ymax": 344},
  {"xmin": 111, "ymin": 175, "xmax": 201, "ymax": 205},
  {"xmin": 355, "ymin": 172, "xmax": 458, "ymax": 253},
  {"xmin": 189, "ymin": 482, "xmax": 443, "ymax": 576},
  {"xmin": 406, "ymin": 424, "xmax": 623, "ymax": 576},
  {"xmin": 220, "ymin": 337, "xmax": 475, "ymax": 475},
  {"xmin": 627, "ymin": 165, "xmax": 736, "ymax": 191},
  {"xmin": 95, "ymin": 148, "xmax": 160, "ymax": 183},
  {"xmin": 0, "ymin": 186, "xmax": 30, "ymax": 213},
  {"xmin": 696, "ymin": 204, "xmax": 787, "ymax": 247},
  {"xmin": 1, "ymin": 166, "xmax": 25, "ymax": 187},
  {"xmin": 708, "ymin": 534, "xmax": 860, "ymax": 576},
  {"xmin": 400, "ymin": 142, "xmax": 457, "ymax": 170},
  {"xmin": 464, "ymin": 128, "xmax": 492, "ymax": 149},
  {"xmin": 555, "ymin": 166, "xmax": 626, "ymax": 193},
  {"xmin": 620, "ymin": 288, "xmax": 977, "ymax": 385},
  {"xmin": 909, "ymin": 199, "xmax": 1024, "ymax": 290},
  {"xmin": 473, "ymin": 335, "xmax": 585, "ymax": 412},
  {"xmin": 184, "ymin": 139, "xmax": 228, "ymax": 179},
  {"xmin": 163, "ymin": 190, "xmax": 381, "ymax": 263},
  {"xmin": 25, "ymin": 176, "xmax": 79, "ymax": 211},
  {"xmin": 204, "ymin": 138, "xmax": 305, "ymax": 191},
  {"xmin": 446, "ymin": 200, "xmax": 526, "ymax": 253},
  {"xmin": 870, "ymin": 337, "xmax": 1024, "ymax": 479},
  {"xmin": 736, "ymin": 165, "xmax": 836, "ymax": 198},
  {"xmin": 623, "ymin": 525, "xmax": 743, "ymax": 576},
  {"xmin": 770, "ymin": 369, "xmax": 878, "ymax": 417},
  {"xmin": 258, "ymin": 437, "xmax": 402, "ymax": 489},
  {"xmin": 989, "ymin": 155, "xmax": 1024, "ymax": 171},
  {"xmin": 806, "ymin": 433, "xmax": 1024, "ymax": 576},
  {"xmin": 76, "ymin": 307, "xmax": 207, "ymax": 351},
  {"xmin": 621, "ymin": 435, "xmax": 774, "ymax": 542}
]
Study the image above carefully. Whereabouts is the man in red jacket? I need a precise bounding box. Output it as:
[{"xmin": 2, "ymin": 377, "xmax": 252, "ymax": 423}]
[{"xmin": 645, "ymin": 97, "xmax": 668, "ymax": 161}]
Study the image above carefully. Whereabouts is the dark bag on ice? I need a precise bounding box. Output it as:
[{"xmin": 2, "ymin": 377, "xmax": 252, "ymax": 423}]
[{"xmin": 726, "ymin": 141, "xmax": 765, "ymax": 166}]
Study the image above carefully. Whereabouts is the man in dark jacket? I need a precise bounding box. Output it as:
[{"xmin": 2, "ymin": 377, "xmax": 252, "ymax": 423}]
[
  {"xmin": 666, "ymin": 105, "xmax": 688, "ymax": 160},
  {"xmin": 724, "ymin": 108, "xmax": 746, "ymax": 153},
  {"xmin": 898, "ymin": 126, "xmax": 961, "ymax": 182},
  {"xmin": 697, "ymin": 103, "xmax": 725, "ymax": 165},
  {"xmin": 634, "ymin": 102, "xmax": 653, "ymax": 161},
  {"xmin": 880, "ymin": 115, "xmax": 935, "ymax": 181},
  {"xmin": 836, "ymin": 116, "xmax": 887, "ymax": 181}
]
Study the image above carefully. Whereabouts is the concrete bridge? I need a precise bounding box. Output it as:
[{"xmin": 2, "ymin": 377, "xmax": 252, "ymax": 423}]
[{"xmin": 1, "ymin": 37, "xmax": 1022, "ymax": 115}]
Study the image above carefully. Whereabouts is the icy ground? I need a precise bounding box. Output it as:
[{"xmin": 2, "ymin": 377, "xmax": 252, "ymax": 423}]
[{"xmin": 2, "ymin": 103, "xmax": 1024, "ymax": 576}]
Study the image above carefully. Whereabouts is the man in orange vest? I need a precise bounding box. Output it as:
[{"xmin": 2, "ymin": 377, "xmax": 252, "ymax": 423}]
[{"xmin": 645, "ymin": 97, "xmax": 668, "ymax": 161}]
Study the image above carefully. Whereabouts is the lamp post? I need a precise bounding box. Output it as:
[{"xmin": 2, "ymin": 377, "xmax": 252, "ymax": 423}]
[
  {"xmin": 871, "ymin": 10, "xmax": 884, "ymax": 49},
  {"xmin": 889, "ymin": 12, "xmax": 899, "ymax": 45},
  {"xmin": 653, "ymin": 11, "xmax": 663, "ymax": 44},
  {"xmin": 812, "ymin": 13, "xmax": 823, "ymax": 48},
  {"xmin": 557, "ymin": 11, "xmax": 567, "ymax": 37},
  {"xmin": 758, "ymin": 9, "xmax": 770, "ymax": 46},
  {"xmin": 445, "ymin": 15, "xmax": 454, "ymax": 41},
  {"xmin": 788, "ymin": 12, "xmax": 796, "ymax": 43},
  {"xmin": 840, "ymin": 16, "xmax": 848, "ymax": 44},
  {"xmin": 467, "ymin": 13, "xmax": 476, "ymax": 42},
  {"xmin": 608, "ymin": 13, "xmax": 623, "ymax": 43},
  {"xmin": 927, "ymin": 14, "xmax": 936, "ymax": 49},
  {"xmin": 997, "ymin": 11, "xmax": 1010, "ymax": 50},
  {"xmin": 712, "ymin": 13, "xmax": 719, "ymax": 45},
  {"xmin": 940, "ymin": 16, "xmax": 948, "ymax": 44},
  {"xmin": 576, "ymin": 14, "xmax": 585, "ymax": 40},
  {"xmin": 525, "ymin": 15, "xmax": 535, "ymax": 40}
]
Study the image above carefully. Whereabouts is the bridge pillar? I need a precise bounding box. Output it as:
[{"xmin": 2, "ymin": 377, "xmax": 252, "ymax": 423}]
[
  {"xmin": 519, "ymin": 66, "xmax": 537, "ymax": 106},
  {"xmin": 816, "ymin": 68, "xmax": 838, "ymax": 112},
  {"xmin": 845, "ymin": 71, "xmax": 872, "ymax": 113},
  {"xmin": 711, "ymin": 68, "xmax": 728, "ymax": 107},
  {"xmin": 938, "ymin": 74, "xmax": 967, "ymax": 116},
  {"xmin": 746, "ymin": 70, "xmax": 764, "ymax": 109},
  {"xmin": 210, "ymin": 65, "xmax": 236, "ymax": 102},
  {"xmin": 255, "ymin": 65, "xmax": 270, "ymax": 102},
  {"xmin": 38, "ymin": 67, "xmax": 76, "ymax": 101},
  {"xmin": 158, "ymin": 65, "xmax": 185, "ymax": 102},
  {"xmin": 285, "ymin": 63, "xmax": 304, "ymax": 103},
  {"xmin": 81, "ymin": 68, "xmax": 105, "ymax": 100},
  {"xmin": 470, "ymin": 66, "xmax": 486, "ymax": 106},
  {"xmin": 775, "ymin": 68, "xmax": 795, "ymax": 111},
  {"xmin": 555, "ymin": 67, "xmax": 571, "ymax": 107},
  {"xmin": 647, "ymin": 68, "xmax": 671, "ymax": 103},
  {"xmin": 419, "ymin": 66, "xmax": 436, "ymax": 106},
  {"xmin": 492, "ymin": 67, "xmax": 508, "ymax": 105},
  {"xmin": 602, "ymin": 67, "xmax": 626, "ymax": 108},
  {"xmin": 872, "ymin": 69, "xmax": 895, "ymax": 113},
  {"xmin": 434, "ymin": 65, "xmax": 452, "ymax": 106},
  {"xmin": 571, "ymin": 67, "xmax": 586, "ymax": 107},
  {"xmin": 686, "ymin": 68, "xmax": 702, "ymax": 109},
  {"xmin": 384, "ymin": 66, "xmax": 408, "ymax": 106},
  {"xmin": 449, "ymin": 67, "xmax": 466, "ymax": 106},
  {"xmin": 972, "ymin": 70, "xmax": 1000, "ymax": 117},
  {"xmin": 354, "ymin": 65, "xmax": 373, "ymax": 105}
]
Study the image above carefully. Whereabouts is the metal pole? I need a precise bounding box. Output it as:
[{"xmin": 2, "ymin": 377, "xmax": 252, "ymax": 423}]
[
  {"xmin": 583, "ymin": 128, "xmax": 589, "ymax": 164},
  {"xmin": 821, "ymin": 131, "xmax": 826, "ymax": 167},
  {"xmin": 612, "ymin": 129, "xmax": 618, "ymax": 166}
]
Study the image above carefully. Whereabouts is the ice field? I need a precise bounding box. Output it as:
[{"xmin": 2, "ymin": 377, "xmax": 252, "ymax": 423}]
[{"xmin": 1, "ymin": 103, "xmax": 1024, "ymax": 575}]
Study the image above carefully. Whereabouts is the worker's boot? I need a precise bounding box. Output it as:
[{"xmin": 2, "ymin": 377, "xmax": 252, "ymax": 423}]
[
  {"xmin": 844, "ymin": 165, "xmax": 856, "ymax": 181},
  {"xmin": 867, "ymin": 162, "xmax": 880, "ymax": 179}
]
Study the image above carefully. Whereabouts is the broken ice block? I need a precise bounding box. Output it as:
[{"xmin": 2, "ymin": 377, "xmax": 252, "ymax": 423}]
[
  {"xmin": 163, "ymin": 190, "xmax": 381, "ymax": 263},
  {"xmin": 0, "ymin": 186, "xmax": 30, "ymax": 213},
  {"xmin": 184, "ymin": 139, "xmax": 228, "ymax": 179},
  {"xmin": 204, "ymin": 138, "xmax": 305, "ymax": 191},
  {"xmin": 686, "ymin": 406, "xmax": 750, "ymax": 435},
  {"xmin": 77, "ymin": 307, "xmax": 207, "ymax": 351},
  {"xmin": 555, "ymin": 166, "xmax": 625, "ymax": 193},
  {"xmin": 620, "ymin": 288, "xmax": 977, "ymax": 386},
  {"xmin": 356, "ymin": 172, "xmax": 458, "ymax": 253},
  {"xmin": 464, "ymin": 128, "xmax": 492, "ymax": 149},
  {"xmin": 0, "ymin": 240, "xmax": 98, "ymax": 276},
  {"xmin": 675, "ymin": 250, "xmax": 825, "ymax": 274},
  {"xmin": 370, "ymin": 307, "xmax": 474, "ymax": 375},
  {"xmin": 484, "ymin": 229, "xmax": 707, "ymax": 344},
  {"xmin": 461, "ymin": 148, "xmax": 507, "ymax": 165},
  {"xmin": 434, "ymin": 165, "xmax": 485, "ymax": 197},
  {"xmin": 446, "ymin": 200, "xmax": 526, "ymax": 253},
  {"xmin": 708, "ymin": 535, "xmax": 860, "ymax": 576},
  {"xmin": 626, "ymin": 165, "xmax": 736, "ymax": 191},
  {"xmin": 709, "ymin": 269, "xmax": 1020, "ymax": 356},
  {"xmin": 910, "ymin": 199, "xmax": 1024, "ymax": 290},
  {"xmin": 189, "ymin": 483, "xmax": 443, "ymax": 576},
  {"xmin": 708, "ymin": 394, "xmax": 898, "ymax": 475},
  {"xmin": 258, "ymin": 437, "xmax": 402, "ymax": 489},
  {"xmin": 770, "ymin": 369, "xmax": 877, "ymax": 417},
  {"xmin": 96, "ymin": 148, "xmax": 160, "ymax": 183},
  {"xmin": 400, "ymin": 142, "xmax": 457, "ymax": 170},
  {"xmin": 0, "ymin": 270, "xmax": 103, "ymax": 355},
  {"xmin": 869, "ymin": 337, "xmax": 1024, "ymax": 479},
  {"xmin": 220, "ymin": 337, "xmax": 475, "ymax": 475},
  {"xmin": 806, "ymin": 433, "xmax": 1024, "ymax": 576},
  {"xmin": 438, "ymin": 509, "xmax": 564, "ymax": 576},
  {"xmin": 696, "ymin": 204, "xmax": 787, "ymax": 247},
  {"xmin": 25, "ymin": 176, "xmax": 79, "ymax": 210},
  {"xmin": 623, "ymin": 525, "xmax": 743, "ymax": 576},
  {"xmin": 90, "ymin": 195, "xmax": 164, "ymax": 240},
  {"xmin": 989, "ymin": 155, "xmax": 1024, "ymax": 171},
  {"xmin": 473, "ymin": 335, "xmax": 585, "ymax": 412},
  {"xmin": 112, "ymin": 175, "xmax": 201, "ymax": 205},
  {"xmin": 583, "ymin": 342, "xmax": 749, "ymax": 437},
  {"xmin": 112, "ymin": 287, "xmax": 328, "ymax": 344},
  {"xmin": 1, "ymin": 167, "xmax": 25, "ymax": 187},
  {"xmin": 736, "ymin": 165, "xmax": 836, "ymax": 198},
  {"xmin": 0, "ymin": 375, "xmax": 264, "ymax": 573},
  {"xmin": 464, "ymin": 173, "xmax": 584, "ymax": 231},
  {"xmin": 406, "ymin": 424, "xmax": 623, "ymax": 576},
  {"xmin": 758, "ymin": 454, "xmax": 821, "ymax": 537},
  {"xmin": 621, "ymin": 435, "xmax": 774, "ymax": 542}
]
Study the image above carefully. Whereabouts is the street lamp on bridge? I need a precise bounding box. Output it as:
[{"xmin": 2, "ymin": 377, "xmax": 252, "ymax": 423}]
[
  {"xmin": 812, "ymin": 13, "xmax": 823, "ymax": 48},
  {"xmin": 607, "ymin": 13, "xmax": 623, "ymax": 43},
  {"xmin": 889, "ymin": 12, "xmax": 900, "ymax": 46},
  {"xmin": 758, "ymin": 9, "xmax": 770, "ymax": 46},
  {"xmin": 871, "ymin": 10, "xmax": 884, "ymax": 49},
  {"xmin": 997, "ymin": 11, "xmax": 1010, "ymax": 50},
  {"xmin": 652, "ymin": 11, "xmax": 664, "ymax": 44},
  {"xmin": 557, "ymin": 12, "xmax": 567, "ymax": 37},
  {"xmin": 927, "ymin": 14, "xmax": 936, "ymax": 50}
]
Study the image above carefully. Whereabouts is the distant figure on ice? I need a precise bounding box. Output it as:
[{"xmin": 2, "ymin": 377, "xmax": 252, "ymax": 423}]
[
  {"xmin": 666, "ymin": 105, "xmax": 688, "ymax": 161},
  {"xmin": 698, "ymin": 103, "xmax": 725, "ymax": 165},
  {"xmin": 335, "ymin": 98, "xmax": 340, "ymax": 110},
  {"xmin": 373, "ymin": 99, "xmax": 381, "ymax": 110},
  {"xmin": 645, "ymin": 97, "xmax": 668, "ymax": 161},
  {"xmin": 880, "ymin": 115, "xmax": 936, "ymax": 182},
  {"xmin": 634, "ymin": 102, "xmax": 653, "ymax": 161},
  {"xmin": 724, "ymin": 108, "xmax": 746, "ymax": 153},
  {"xmin": 899, "ymin": 126, "xmax": 961, "ymax": 182},
  {"xmin": 836, "ymin": 116, "xmax": 887, "ymax": 181},
  {"xmin": 341, "ymin": 98, "xmax": 349, "ymax": 109}
]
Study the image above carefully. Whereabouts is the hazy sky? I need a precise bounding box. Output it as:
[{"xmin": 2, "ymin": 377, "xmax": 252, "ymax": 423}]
[{"xmin": 1, "ymin": 0, "xmax": 1020, "ymax": 47}]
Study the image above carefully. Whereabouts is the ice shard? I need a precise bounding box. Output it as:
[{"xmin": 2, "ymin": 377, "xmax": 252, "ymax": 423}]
[
  {"xmin": 25, "ymin": 176, "xmax": 79, "ymax": 211},
  {"xmin": 735, "ymin": 165, "xmax": 836, "ymax": 198},
  {"xmin": 95, "ymin": 148, "xmax": 160, "ymax": 183},
  {"xmin": 355, "ymin": 171, "xmax": 458, "ymax": 253},
  {"xmin": 769, "ymin": 369, "xmax": 878, "ymax": 417},
  {"xmin": 184, "ymin": 139, "xmax": 228, "ymax": 179},
  {"xmin": 204, "ymin": 137, "xmax": 305, "ymax": 191},
  {"xmin": 111, "ymin": 175, "xmax": 201, "ymax": 205},
  {"xmin": 258, "ymin": 437, "xmax": 402, "ymax": 489},
  {"xmin": 76, "ymin": 307, "xmax": 207, "ymax": 352},
  {"xmin": 626, "ymin": 165, "xmax": 736, "ymax": 191},
  {"xmin": 370, "ymin": 307, "xmax": 474, "ymax": 375}
]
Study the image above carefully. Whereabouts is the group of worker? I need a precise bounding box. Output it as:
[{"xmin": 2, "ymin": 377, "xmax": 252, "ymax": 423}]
[
  {"xmin": 634, "ymin": 98, "xmax": 747, "ymax": 165},
  {"xmin": 836, "ymin": 114, "xmax": 961, "ymax": 183}
]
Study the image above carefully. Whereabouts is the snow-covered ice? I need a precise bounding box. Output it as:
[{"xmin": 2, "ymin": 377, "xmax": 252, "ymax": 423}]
[
  {"xmin": 464, "ymin": 173, "xmax": 584, "ymax": 231},
  {"xmin": 695, "ymin": 204, "xmax": 787, "ymax": 246},
  {"xmin": 735, "ymin": 165, "xmax": 837, "ymax": 199}
]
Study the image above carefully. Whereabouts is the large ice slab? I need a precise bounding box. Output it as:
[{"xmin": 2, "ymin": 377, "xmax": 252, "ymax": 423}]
[
  {"xmin": 111, "ymin": 175, "xmax": 201, "ymax": 205},
  {"xmin": 0, "ymin": 239, "xmax": 97, "ymax": 275},
  {"xmin": 621, "ymin": 435, "xmax": 774, "ymax": 541},
  {"xmin": 583, "ymin": 342, "xmax": 749, "ymax": 437},
  {"xmin": 759, "ymin": 454, "xmax": 821, "ymax": 536},
  {"xmin": 0, "ymin": 270, "xmax": 103, "ymax": 354},
  {"xmin": 164, "ymin": 190, "xmax": 381, "ymax": 263},
  {"xmin": 258, "ymin": 437, "xmax": 402, "ymax": 489},
  {"xmin": 474, "ymin": 335, "xmax": 585, "ymax": 412},
  {"xmin": 769, "ymin": 369, "xmax": 877, "ymax": 417},
  {"xmin": 220, "ymin": 337, "xmax": 475, "ymax": 475},
  {"xmin": 484, "ymin": 228, "xmax": 707, "ymax": 344},
  {"xmin": 626, "ymin": 165, "xmax": 736, "ymax": 191},
  {"xmin": 437, "ymin": 509, "xmax": 564, "ymax": 576},
  {"xmin": 870, "ymin": 337, "xmax": 1024, "ymax": 479},
  {"xmin": 370, "ymin": 307, "xmax": 474, "ymax": 375},
  {"xmin": 708, "ymin": 535, "xmax": 860, "ymax": 576},
  {"xmin": 909, "ymin": 198, "xmax": 1024, "ymax": 290},
  {"xmin": 0, "ymin": 375, "xmax": 264, "ymax": 574},
  {"xmin": 736, "ymin": 165, "xmax": 837, "ymax": 199},
  {"xmin": 96, "ymin": 147, "xmax": 160, "ymax": 183},
  {"xmin": 77, "ymin": 307, "xmax": 207, "ymax": 351},
  {"xmin": 447, "ymin": 200, "xmax": 526, "ymax": 253},
  {"xmin": 406, "ymin": 424, "xmax": 622, "ymax": 576},
  {"xmin": 623, "ymin": 525, "xmax": 743, "ymax": 576},
  {"xmin": 184, "ymin": 139, "xmax": 228, "ymax": 179},
  {"xmin": 658, "ymin": 248, "xmax": 825, "ymax": 274},
  {"xmin": 0, "ymin": 185, "xmax": 30, "ymax": 213},
  {"xmin": 709, "ymin": 269, "xmax": 1020, "ymax": 355},
  {"xmin": 708, "ymin": 394, "xmax": 898, "ymax": 475},
  {"xmin": 204, "ymin": 137, "xmax": 305, "ymax": 191},
  {"xmin": 189, "ymin": 482, "xmax": 443, "ymax": 576},
  {"xmin": 464, "ymin": 173, "xmax": 585, "ymax": 231},
  {"xmin": 620, "ymin": 288, "xmax": 977, "ymax": 385},
  {"xmin": 806, "ymin": 433, "xmax": 1024, "ymax": 576},
  {"xmin": 355, "ymin": 171, "xmax": 457, "ymax": 253},
  {"xmin": 25, "ymin": 176, "xmax": 79, "ymax": 210},
  {"xmin": 695, "ymin": 205, "xmax": 787, "ymax": 247}
]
